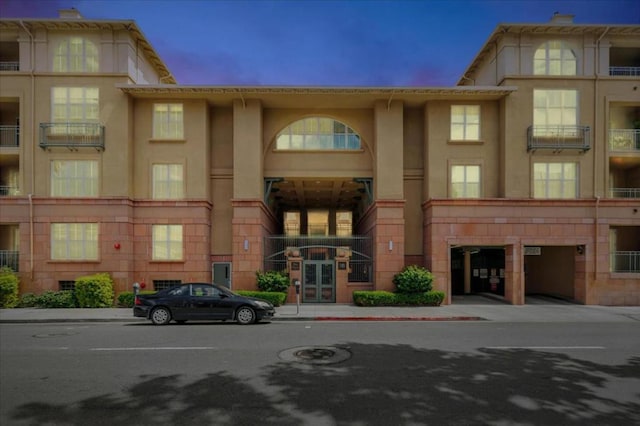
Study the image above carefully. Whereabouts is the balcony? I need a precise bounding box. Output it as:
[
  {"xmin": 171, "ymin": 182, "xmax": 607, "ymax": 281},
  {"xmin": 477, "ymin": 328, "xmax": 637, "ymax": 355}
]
[
  {"xmin": 0, "ymin": 125, "xmax": 19, "ymax": 147},
  {"xmin": 0, "ymin": 62, "xmax": 19, "ymax": 71},
  {"xmin": 0, "ymin": 186, "xmax": 19, "ymax": 196},
  {"xmin": 39, "ymin": 123, "xmax": 105, "ymax": 151},
  {"xmin": 0, "ymin": 250, "xmax": 19, "ymax": 272},
  {"xmin": 609, "ymin": 129, "xmax": 640, "ymax": 152},
  {"xmin": 609, "ymin": 67, "xmax": 640, "ymax": 76},
  {"xmin": 527, "ymin": 125, "xmax": 591, "ymax": 152},
  {"xmin": 610, "ymin": 251, "xmax": 640, "ymax": 273},
  {"xmin": 609, "ymin": 188, "xmax": 640, "ymax": 198}
]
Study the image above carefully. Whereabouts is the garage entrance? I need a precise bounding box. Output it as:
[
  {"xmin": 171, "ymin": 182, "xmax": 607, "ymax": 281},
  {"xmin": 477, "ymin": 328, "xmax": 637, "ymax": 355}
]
[
  {"xmin": 451, "ymin": 247, "xmax": 505, "ymax": 297},
  {"xmin": 524, "ymin": 246, "xmax": 575, "ymax": 301}
]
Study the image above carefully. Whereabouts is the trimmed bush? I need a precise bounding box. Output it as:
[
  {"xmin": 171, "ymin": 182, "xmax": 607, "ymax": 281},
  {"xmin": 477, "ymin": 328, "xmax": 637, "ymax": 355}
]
[
  {"xmin": 36, "ymin": 290, "xmax": 77, "ymax": 308},
  {"xmin": 117, "ymin": 290, "xmax": 156, "ymax": 308},
  {"xmin": 18, "ymin": 293, "xmax": 39, "ymax": 308},
  {"xmin": 255, "ymin": 270, "xmax": 290, "ymax": 293},
  {"xmin": 236, "ymin": 290, "xmax": 287, "ymax": 307},
  {"xmin": 393, "ymin": 265, "xmax": 434, "ymax": 293},
  {"xmin": 353, "ymin": 290, "xmax": 445, "ymax": 307},
  {"xmin": 0, "ymin": 266, "xmax": 20, "ymax": 308},
  {"xmin": 74, "ymin": 273, "xmax": 114, "ymax": 308}
]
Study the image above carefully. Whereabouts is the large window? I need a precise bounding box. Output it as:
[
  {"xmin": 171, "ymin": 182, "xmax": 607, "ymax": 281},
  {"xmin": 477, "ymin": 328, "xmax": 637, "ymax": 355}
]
[
  {"xmin": 51, "ymin": 160, "xmax": 98, "ymax": 196},
  {"xmin": 533, "ymin": 89, "xmax": 578, "ymax": 136},
  {"xmin": 307, "ymin": 211, "xmax": 329, "ymax": 236},
  {"xmin": 52, "ymin": 87, "xmax": 99, "ymax": 133},
  {"xmin": 533, "ymin": 162, "xmax": 578, "ymax": 198},
  {"xmin": 451, "ymin": 165, "xmax": 481, "ymax": 198},
  {"xmin": 276, "ymin": 117, "xmax": 360, "ymax": 150},
  {"xmin": 51, "ymin": 223, "xmax": 98, "ymax": 260},
  {"xmin": 153, "ymin": 104, "xmax": 184, "ymax": 139},
  {"xmin": 284, "ymin": 211, "xmax": 301, "ymax": 236},
  {"xmin": 533, "ymin": 41, "xmax": 576, "ymax": 76},
  {"xmin": 336, "ymin": 211, "xmax": 352, "ymax": 236},
  {"xmin": 53, "ymin": 37, "xmax": 99, "ymax": 72},
  {"xmin": 152, "ymin": 225, "xmax": 183, "ymax": 261},
  {"xmin": 450, "ymin": 106, "xmax": 480, "ymax": 141},
  {"xmin": 152, "ymin": 164, "xmax": 184, "ymax": 199}
]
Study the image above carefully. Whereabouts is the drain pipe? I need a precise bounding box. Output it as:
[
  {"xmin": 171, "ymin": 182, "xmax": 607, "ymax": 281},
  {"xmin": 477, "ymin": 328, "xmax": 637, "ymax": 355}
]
[{"xmin": 28, "ymin": 193, "xmax": 33, "ymax": 279}]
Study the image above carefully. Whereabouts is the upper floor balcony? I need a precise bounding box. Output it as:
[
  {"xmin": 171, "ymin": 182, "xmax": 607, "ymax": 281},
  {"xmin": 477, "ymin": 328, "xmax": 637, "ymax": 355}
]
[
  {"xmin": 39, "ymin": 123, "xmax": 105, "ymax": 151},
  {"xmin": 527, "ymin": 125, "xmax": 591, "ymax": 152},
  {"xmin": 610, "ymin": 67, "xmax": 640, "ymax": 76},
  {"xmin": 0, "ymin": 62, "xmax": 19, "ymax": 71},
  {"xmin": 0, "ymin": 125, "xmax": 19, "ymax": 147},
  {"xmin": 609, "ymin": 129, "xmax": 640, "ymax": 152},
  {"xmin": 610, "ymin": 47, "xmax": 640, "ymax": 77}
]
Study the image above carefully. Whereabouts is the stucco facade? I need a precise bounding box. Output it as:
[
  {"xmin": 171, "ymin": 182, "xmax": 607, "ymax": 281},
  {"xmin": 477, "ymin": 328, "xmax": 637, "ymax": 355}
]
[{"xmin": 0, "ymin": 11, "xmax": 638, "ymax": 305}]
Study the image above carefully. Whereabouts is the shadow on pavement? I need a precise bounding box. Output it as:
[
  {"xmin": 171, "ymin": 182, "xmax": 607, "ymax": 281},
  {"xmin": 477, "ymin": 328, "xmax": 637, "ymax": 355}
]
[{"xmin": 9, "ymin": 343, "xmax": 639, "ymax": 425}]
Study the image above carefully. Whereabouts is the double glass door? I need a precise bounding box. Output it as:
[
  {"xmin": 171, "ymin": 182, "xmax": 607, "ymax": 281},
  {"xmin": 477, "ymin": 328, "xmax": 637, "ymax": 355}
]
[{"xmin": 303, "ymin": 261, "xmax": 335, "ymax": 302}]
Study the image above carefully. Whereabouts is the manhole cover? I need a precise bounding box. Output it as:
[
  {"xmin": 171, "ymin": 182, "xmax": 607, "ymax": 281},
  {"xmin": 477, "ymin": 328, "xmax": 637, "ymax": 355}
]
[{"xmin": 279, "ymin": 346, "xmax": 351, "ymax": 365}]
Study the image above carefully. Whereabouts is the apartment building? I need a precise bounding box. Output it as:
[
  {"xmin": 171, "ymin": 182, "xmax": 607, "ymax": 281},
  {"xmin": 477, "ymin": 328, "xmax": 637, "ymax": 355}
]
[{"xmin": 0, "ymin": 10, "xmax": 638, "ymax": 305}]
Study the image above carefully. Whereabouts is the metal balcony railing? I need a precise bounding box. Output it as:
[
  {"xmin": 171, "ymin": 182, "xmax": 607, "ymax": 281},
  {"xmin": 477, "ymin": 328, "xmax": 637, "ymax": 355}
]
[
  {"xmin": 527, "ymin": 125, "xmax": 591, "ymax": 152},
  {"xmin": 0, "ymin": 125, "xmax": 19, "ymax": 147},
  {"xmin": 264, "ymin": 235, "xmax": 373, "ymax": 282},
  {"xmin": 0, "ymin": 186, "xmax": 19, "ymax": 196},
  {"xmin": 0, "ymin": 62, "xmax": 19, "ymax": 71},
  {"xmin": 609, "ymin": 66, "xmax": 640, "ymax": 76},
  {"xmin": 0, "ymin": 250, "xmax": 19, "ymax": 272},
  {"xmin": 610, "ymin": 251, "xmax": 640, "ymax": 273},
  {"xmin": 39, "ymin": 123, "xmax": 105, "ymax": 150},
  {"xmin": 609, "ymin": 129, "xmax": 640, "ymax": 151},
  {"xmin": 609, "ymin": 188, "xmax": 640, "ymax": 198}
]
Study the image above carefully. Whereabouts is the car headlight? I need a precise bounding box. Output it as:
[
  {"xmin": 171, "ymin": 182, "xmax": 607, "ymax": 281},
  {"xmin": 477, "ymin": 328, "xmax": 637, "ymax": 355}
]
[{"xmin": 254, "ymin": 300, "xmax": 272, "ymax": 309}]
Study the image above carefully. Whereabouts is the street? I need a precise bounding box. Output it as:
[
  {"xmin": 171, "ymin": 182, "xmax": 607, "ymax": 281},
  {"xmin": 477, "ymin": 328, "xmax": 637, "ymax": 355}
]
[{"xmin": 1, "ymin": 320, "xmax": 639, "ymax": 425}]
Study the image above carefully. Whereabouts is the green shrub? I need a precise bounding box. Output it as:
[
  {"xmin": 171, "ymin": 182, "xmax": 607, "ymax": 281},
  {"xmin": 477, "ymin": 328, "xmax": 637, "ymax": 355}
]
[
  {"xmin": 18, "ymin": 293, "xmax": 39, "ymax": 308},
  {"xmin": 255, "ymin": 270, "xmax": 290, "ymax": 293},
  {"xmin": 36, "ymin": 290, "xmax": 77, "ymax": 308},
  {"xmin": 352, "ymin": 290, "xmax": 444, "ymax": 307},
  {"xmin": 236, "ymin": 290, "xmax": 287, "ymax": 307},
  {"xmin": 0, "ymin": 266, "xmax": 20, "ymax": 308},
  {"xmin": 74, "ymin": 273, "xmax": 114, "ymax": 308},
  {"xmin": 393, "ymin": 265, "xmax": 434, "ymax": 293},
  {"xmin": 117, "ymin": 290, "xmax": 156, "ymax": 307}
]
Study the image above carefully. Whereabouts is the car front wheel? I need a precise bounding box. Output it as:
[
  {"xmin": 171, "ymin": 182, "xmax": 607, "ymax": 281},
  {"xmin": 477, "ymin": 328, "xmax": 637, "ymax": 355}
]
[
  {"xmin": 150, "ymin": 307, "xmax": 171, "ymax": 325},
  {"xmin": 236, "ymin": 306, "xmax": 256, "ymax": 325}
]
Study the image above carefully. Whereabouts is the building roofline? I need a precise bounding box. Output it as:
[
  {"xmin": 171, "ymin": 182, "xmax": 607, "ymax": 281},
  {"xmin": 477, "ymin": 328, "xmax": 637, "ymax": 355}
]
[
  {"xmin": 457, "ymin": 22, "xmax": 640, "ymax": 86},
  {"xmin": 0, "ymin": 17, "xmax": 176, "ymax": 84}
]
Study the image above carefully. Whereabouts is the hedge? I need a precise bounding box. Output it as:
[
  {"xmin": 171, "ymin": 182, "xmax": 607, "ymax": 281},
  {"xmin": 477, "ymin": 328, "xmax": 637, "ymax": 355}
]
[
  {"xmin": 117, "ymin": 290, "xmax": 157, "ymax": 308},
  {"xmin": 74, "ymin": 273, "xmax": 114, "ymax": 308},
  {"xmin": 352, "ymin": 290, "xmax": 445, "ymax": 307},
  {"xmin": 0, "ymin": 267, "xmax": 19, "ymax": 308},
  {"xmin": 236, "ymin": 290, "xmax": 287, "ymax": 307}
]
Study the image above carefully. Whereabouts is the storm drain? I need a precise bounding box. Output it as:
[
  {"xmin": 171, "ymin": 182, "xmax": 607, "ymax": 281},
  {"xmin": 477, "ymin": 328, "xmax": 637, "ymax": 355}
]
[{"xmin": 279, "ymin": 346, "xmax": 352, "ymax": 365}]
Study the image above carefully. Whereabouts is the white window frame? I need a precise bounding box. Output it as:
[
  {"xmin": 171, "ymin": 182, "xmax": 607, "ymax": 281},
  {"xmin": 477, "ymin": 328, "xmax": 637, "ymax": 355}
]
[
  {"xmin": 533, "ymin": 89, "xmax": 578, "ymax": 136},
  {"xmin": 276, "ymin": 117, "xmax": 361, "ymax": 150},
  {"xmin": 533, "ymin": 162, "xmax": 578, "ymax": 199},
  {"xmin": 153, "ymin": 104, "xmax": 184, "ymax": 140},
  {"xmin": 51, "ymin": 87, "xmax": 100, "ymax": 135},
  {"xmin": 450, "ymin": 164, "xmax": 481, "ymax": 198},
  {"xmin": 51, "ymin": 160, "xmax": 99, "ymax": 197},
  {"xmin": 53, "ymin": 37, "xmax": 99, "ymax": 72},
  {"xmin": 152, "ymin": 164, "xmax": 184, "ymax": 199},
  {"xmin": 152, "ymin": 224, "xmax": 183, "ymax": 261},
  {"xmin": 450, "ymin": 105, "xmax": 480, "ymax": 141},
  {"xmin": 51, "ymin": 223, "xmax": 98, "ymax": 260},
  {"xmin": 533, "ymin": 41, "xmax": 576, "ymax": 76}
]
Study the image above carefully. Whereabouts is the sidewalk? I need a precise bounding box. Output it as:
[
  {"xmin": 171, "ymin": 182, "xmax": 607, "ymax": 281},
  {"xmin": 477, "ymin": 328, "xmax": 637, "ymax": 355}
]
[{"xmin": 1, "ymin": 296, "xmax": 639, "ymax": 323}]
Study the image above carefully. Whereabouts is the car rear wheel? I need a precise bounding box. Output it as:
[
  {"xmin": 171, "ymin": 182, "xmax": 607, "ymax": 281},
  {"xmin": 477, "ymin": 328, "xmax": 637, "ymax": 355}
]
[
  {"xmin": 150, "ymin": 307, "xmax": 171, "ymax": 325},
  {"xmin": 236, "ymin": 306, "xmax": 256, "ymax": 325}
]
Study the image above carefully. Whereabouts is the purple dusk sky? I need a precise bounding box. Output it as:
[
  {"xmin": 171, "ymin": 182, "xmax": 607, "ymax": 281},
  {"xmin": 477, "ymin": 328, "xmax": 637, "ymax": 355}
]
[{"xmin": 1, "ymin": 0, "xmax": 639, "ymax": 86}]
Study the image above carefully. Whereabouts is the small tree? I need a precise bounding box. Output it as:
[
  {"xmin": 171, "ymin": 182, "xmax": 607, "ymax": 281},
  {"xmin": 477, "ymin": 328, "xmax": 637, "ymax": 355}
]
[
  {"xmin": 255, "ymin": 270, "xmax": 290, "ymax": 293},
  {"xmin": 393, "ymin": 265, "xmax": 434, "ymax": 293},
  {"xmin": 0, "ymin": 266, "xmax": 19, "ymax": 308}
]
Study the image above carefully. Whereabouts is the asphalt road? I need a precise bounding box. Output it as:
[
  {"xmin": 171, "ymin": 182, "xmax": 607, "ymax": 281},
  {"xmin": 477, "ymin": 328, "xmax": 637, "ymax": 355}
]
[{"xmin": 1, "ymin": 321, "xmax": 639, "ymax": 426}]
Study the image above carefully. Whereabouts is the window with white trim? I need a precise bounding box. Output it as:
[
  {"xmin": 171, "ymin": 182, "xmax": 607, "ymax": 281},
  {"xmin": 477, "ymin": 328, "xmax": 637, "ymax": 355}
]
[
  {"xmin": 51, "ymin": 160, "xmax": 98, "ymax": 196},
  {"xmin": 152, "ymin": 164, "xmax": 184, "ymax": 199},
  {"xmin": 450, "ymin": 106, "xmax": 480, "ymax": 141},
  {"xmin": 533, "ymin": 89, "xmax": 578, "ymax": 136},
  {"xmin": 533, "ymin": 162, "xmax": 578, "ymax": 198},
  {"xmin": 51, "ymin": 87, "xmax": 99, "ymax": 134},
  {"xmin": 51, "ymin": 223, "xmax": 98, "ymax": 260},
  {"xmin": 533, "ymin": 41, "xmax": 576, "ymax": 75},
  {"xmin": 276, "ymin": 117, "xmax": 360, "ymax": 150},
  {"xmin": 152, "ymin": 224, "xmax": 183, "ymax": 260},
  {"xmin": 451, "ymin": 165, "xmax": 481, "ymax": 198},
  {"xmin": 53, "ymin": 37, "xmax": 99, "ymax": 72},
  {"xmin": 153, "ymin": 104, "xmax": 184, "ymax": 139}
]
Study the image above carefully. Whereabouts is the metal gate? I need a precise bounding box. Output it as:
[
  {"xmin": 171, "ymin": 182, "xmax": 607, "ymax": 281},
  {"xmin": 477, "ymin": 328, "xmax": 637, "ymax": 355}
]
[{"xmin": 303, "ymin": 260, "xmax": 335, "ymax": 303}]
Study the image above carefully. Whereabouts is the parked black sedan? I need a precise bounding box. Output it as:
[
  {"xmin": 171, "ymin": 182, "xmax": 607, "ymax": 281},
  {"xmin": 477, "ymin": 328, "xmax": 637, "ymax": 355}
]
[{"xmin": 133, "ymin": 283, "xmax": 275, "ymax": 325}]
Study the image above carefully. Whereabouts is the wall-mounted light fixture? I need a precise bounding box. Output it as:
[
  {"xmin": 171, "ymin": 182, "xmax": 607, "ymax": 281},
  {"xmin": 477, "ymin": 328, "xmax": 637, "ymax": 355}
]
[
  {"xmin": 243, "ymin": 239, "xmax": 249, "ymax": 251},
  {"xmin": 388, "ymin": 240, "xmax": 393, "ymax": 251},
  {"xmin": 577, "ymin": 245, "xmax": 584, "ymax": 255}
]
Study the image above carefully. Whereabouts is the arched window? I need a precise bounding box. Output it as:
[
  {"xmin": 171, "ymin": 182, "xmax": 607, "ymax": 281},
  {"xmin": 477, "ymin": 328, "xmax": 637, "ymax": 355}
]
[
  {"xmin": 53, "ymin": 37, "xmax": 99, "ymax": 72},
  {"xmin": 276, "ymin": 117, "xmax": 361, "ymax": 150},
  {"xmin": 533, "ymin": 41, "xmax": 576, "ymax": 75}
]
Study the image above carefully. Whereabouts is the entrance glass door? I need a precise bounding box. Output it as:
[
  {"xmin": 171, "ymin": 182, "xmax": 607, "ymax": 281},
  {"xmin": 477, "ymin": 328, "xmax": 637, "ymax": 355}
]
[{"xmin": 303, "ymin": 261, "xmax": 335, "ymax": 302}]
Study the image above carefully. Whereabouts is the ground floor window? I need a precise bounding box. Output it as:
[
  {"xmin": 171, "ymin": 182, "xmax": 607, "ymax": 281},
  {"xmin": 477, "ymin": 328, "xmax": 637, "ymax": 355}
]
[
  {"xmin": 152, "ymin": 224, "xmax": 183, "ymax": 260},
  {"xmin": 51, "ymin": 223, "xmax": 98, "ymax": 260}
]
